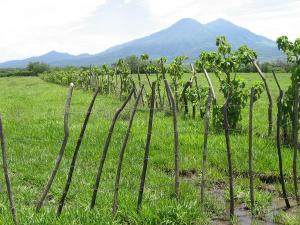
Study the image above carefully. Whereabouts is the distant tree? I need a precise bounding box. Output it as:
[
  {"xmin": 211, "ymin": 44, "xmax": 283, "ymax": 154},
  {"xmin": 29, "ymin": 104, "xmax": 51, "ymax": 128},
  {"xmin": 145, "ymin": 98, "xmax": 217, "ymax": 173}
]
[
  {"xmin": 125, "ymin": 55, "xmax": 140, "ymax": 74},
  {"xmin": 27, "ymin": 62, "xmax": 49, "ymax": 76}
]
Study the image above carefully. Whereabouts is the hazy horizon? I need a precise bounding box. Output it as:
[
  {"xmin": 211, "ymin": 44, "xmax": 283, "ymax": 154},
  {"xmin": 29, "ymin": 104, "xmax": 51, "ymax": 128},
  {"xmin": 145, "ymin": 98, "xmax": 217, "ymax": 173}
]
[{"xmin": 1, "ymin": 0, "xmax": 299, "ymax": 62}]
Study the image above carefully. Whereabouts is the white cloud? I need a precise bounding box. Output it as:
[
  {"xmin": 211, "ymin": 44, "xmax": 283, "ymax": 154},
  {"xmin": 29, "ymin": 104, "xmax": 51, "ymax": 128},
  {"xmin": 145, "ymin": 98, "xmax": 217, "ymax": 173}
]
[{"xmin": 0, "ymin": 0, "xmax": 299, "ymax": 62}]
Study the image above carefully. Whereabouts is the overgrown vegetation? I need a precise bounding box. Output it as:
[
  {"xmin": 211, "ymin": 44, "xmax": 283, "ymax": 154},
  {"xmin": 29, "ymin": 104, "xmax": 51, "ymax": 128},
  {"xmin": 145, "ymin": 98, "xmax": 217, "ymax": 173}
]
[
  {"xmin": 276, "ymin": 36, "xmax": 300, "ymax": 143},
  {"xmin": 196, "ymin": 36, "xmax": 264, "ymax": 129}
]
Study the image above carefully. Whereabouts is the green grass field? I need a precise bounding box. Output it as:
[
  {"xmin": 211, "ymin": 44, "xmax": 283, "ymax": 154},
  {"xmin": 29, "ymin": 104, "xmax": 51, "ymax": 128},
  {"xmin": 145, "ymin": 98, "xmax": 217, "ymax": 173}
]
[{"xmin": 1, "ymin": 73, "xmax": 300, "ymax": 224}]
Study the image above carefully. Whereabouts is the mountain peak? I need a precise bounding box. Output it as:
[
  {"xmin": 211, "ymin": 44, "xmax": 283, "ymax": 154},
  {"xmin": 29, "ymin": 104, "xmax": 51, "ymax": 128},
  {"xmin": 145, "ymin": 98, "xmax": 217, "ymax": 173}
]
[
  {"xmin": 206, "ymin": 18, "xmax": 234, "ymax": 26},
  {"xmin": 172, "ymin": 18, "xmax": 202, "ymax": 27},
  {"xmin": 176, "ymin": 18, "xmax": 201, "ymax": 24}
]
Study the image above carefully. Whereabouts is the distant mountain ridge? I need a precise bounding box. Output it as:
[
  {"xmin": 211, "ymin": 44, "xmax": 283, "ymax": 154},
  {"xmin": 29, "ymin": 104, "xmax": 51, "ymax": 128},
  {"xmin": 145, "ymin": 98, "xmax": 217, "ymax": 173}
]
[{"xmin": 0, "ymin": 18, "xmax": 283, "ymax": 68}]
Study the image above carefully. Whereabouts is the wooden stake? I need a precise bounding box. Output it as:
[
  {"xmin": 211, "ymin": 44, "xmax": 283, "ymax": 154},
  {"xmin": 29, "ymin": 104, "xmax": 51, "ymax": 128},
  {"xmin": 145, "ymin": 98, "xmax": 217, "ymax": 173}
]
[
  {"xmin": 160, "ymin": 59, "xmax": 172, "ymax": 110},
  {"xmin": 181, "ymin": 81, "xmax": 192, "ymax": 115},
  {"xmin": 276, "ymin": 90, "xmax": 291, "ymax": 209},
  {"xmin": 90, "ymin": 89, "xmax": 135, "ymax": 209},
  {"xmin": 36, "ymin": 83, "xmax": 74, "ymax": 212},
  {"xmin": 292, "ymin": 82, "xmax": 300, "ymax": 204},
  {"xmin": 164, "ymin": 80, "xmax": 180, "ymax": 200},
  {"xmin": 57, "ymin": 87, "xmax": 100, "ymax": 216},
  {"xmin": 0, "ymin": 114, "xmax": 17, "ymax": 224},
  {"xmin": 253, "ymin": 61, "xmax": 273, "ymax": 136},
  {"xmin": 248, "ymin": 88, "xmax": 255, "ymax": 214},
  {"xmin": 112, "ymin": 86, "xmax": 144, "ymax": 214},
  {"xmin": 223, "ymin": 96, "xmax": 234, "ymax": 218},
  {"xmin": 272, "ymin": 70, "xmax": 282, "ymax": 92},
  {"xmin": 203, "ymin": 69, "xmax": 216, "ymax": 101},
  {"xmin": 200, "ymin": 88, "xmax": 213, "ymax": 203},
  {"xmin": 137, "ymin": 66, "xmax": 145, "ymax": 106},
  {"xmin": 137, "ymin": 82, "xmax": 156, "ymax": 212}
]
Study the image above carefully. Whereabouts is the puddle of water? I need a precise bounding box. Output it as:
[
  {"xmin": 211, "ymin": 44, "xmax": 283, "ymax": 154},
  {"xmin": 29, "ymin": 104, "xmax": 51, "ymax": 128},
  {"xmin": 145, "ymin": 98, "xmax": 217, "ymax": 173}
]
[{"xmin": 213, "ymin": 198, "xmax": 300, "ymax": 225}]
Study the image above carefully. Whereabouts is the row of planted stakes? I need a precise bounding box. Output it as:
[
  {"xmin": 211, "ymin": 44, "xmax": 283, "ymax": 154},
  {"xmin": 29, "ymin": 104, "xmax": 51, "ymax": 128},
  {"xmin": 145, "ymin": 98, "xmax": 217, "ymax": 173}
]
[{"xmin": 0, "ymin": 60, "xmax": 300, "ymax": 224}]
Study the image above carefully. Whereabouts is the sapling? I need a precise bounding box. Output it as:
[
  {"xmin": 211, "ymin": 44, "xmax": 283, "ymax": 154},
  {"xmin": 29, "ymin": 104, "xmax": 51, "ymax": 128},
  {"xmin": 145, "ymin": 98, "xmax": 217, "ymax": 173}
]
[{"xmin": 196, "ymin": 36, "xmax": 264, "ymax": 129}]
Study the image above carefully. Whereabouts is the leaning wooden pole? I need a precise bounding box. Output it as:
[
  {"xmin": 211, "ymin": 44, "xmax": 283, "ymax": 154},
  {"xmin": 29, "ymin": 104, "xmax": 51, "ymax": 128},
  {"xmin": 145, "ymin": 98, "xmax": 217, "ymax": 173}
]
[
  {"xmin": 164, "ymin": 80, "xmax": 180, "ymax": 200},
  {"xmin": 223, "ymin": 96, "xmax": 234, "ymax": 218},
  {"xmin": 200, "ymin": 89, "xmax": 213, "ymax": 204},
  {"xmin": 36, "ymin": 83, "xmax": 74, "ymax": 212},
  {"xmin": 137, "ymin": 82, "xmax": 156, "ymax": 212},
  {"xmin": 272, "ymin": 70, "xmax": 282, "ymax": 92},
  {"xmin": 203, "ymin": 69, "xmax": 216, "ymax": 101},
  {"xmin": 276, "ymin": 90, "xmax": 291, "ymax": 209},
  {"xmin": 0, "ymin": 114, "xmax": 17, "ymax": 224},
  {"xmin": 57, "ymin": 87, "xmax": 100, "ymax": 216},
  {"xmin": 292, "ymin": 82, "xmax": 300, "ymax": 204},
  {"xmin": 253, "ymin": 61, "xmax": 273, "ymax": 136},
  {"xmin": 90, "ymin": 89, "xmax": 135, "ymax": 209},
  {"xmin": 112, "ymin": 86, "xmax": 144, "ymax": 214},
  {"xmin": 248, "ymin": 88, "xmax": 255, "ymax": 214}
]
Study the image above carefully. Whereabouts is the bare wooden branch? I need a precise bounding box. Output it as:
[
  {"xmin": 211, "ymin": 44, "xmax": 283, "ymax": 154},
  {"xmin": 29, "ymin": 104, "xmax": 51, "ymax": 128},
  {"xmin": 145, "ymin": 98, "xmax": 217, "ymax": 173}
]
[
  {"xmin": 203, "ymin": 69, "xmax": 216, "ymax": 100},
  {"xmin": 248, "ymin": 88, "xmax": 255, "ymax": 214},
  {"xmin": 223, "ymin": 96, "xmax": 234, "ymax": 218},
  {"xmin": 137, "ymin": 82, "xmax": 156, "ymax": 212},
  {"xmin": 276, "ymin": 90, "xmax": 290, "ymax": 209},
  {"xmin": 253, "ymin": 61, "xmax": 273, "ymax": 136},
  {"xmin": 90, "ymin": 89, "xmax": 135, "ymax": 209},
  {"xmin": 164, "ymin": 80, "xmax": 180, "ymax": 200},
  {"xmin": 36, "ymin": 83, "xmax": 74, "ymax": 212},
  {"xmin": 112, "ymin": 86, "xmax": 144, "ymax": 214},
  {"xmin": 200, "ymin": 88, "xmax": 212, "ymax": 204},
  {"xmin": 292, "ymin": 82, "xmax": 300, "ymax": 204},
  {"xmin": 57, "ymin": 87, "xmax": 100, "ymax": 216},
  {"xmin": 0, "ymin": 114, "xmax": 17, "ymax": 224}
]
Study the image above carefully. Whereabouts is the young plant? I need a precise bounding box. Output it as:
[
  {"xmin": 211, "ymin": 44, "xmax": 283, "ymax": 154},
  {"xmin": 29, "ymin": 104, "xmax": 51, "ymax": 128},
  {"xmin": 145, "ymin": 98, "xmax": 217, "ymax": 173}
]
[
  {"xmin": 168, "ymin": 56, "xmax": 188, "ymax": 111},
  {"xmin": 196, "ymin": 36, "xmax": 263, "ymax": 129},
  {"xmin": 276, "ymin": 36, "xmax": 300, "ymax": 143},
  {"xmin": 116, "ymin": 59, "xmax": 133, "ymax": 99}
]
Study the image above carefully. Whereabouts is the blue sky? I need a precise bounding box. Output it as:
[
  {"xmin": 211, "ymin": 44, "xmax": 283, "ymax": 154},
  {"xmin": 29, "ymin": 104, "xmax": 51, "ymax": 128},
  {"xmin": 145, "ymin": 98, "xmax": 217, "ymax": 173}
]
[{"xmin": 0, "ymin": 0, "xmax": 299, "ymax": 62}]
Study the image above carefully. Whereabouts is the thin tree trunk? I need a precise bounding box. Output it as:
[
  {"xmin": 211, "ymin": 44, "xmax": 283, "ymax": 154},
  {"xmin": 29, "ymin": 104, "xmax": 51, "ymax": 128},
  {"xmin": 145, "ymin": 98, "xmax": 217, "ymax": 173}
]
[
  {"xmin": 223, "ymin": 96, "xmax": 234, "ymax": 218},
  {"xmin": 292, "ymin": 82, "xmax": 300, "ymax": 204},
  {"xmin": 36, "ymin": 83, "xmax": 74, "ymax": 212},
  {"xmin": 164, "ymin": 80, "xmax": 180, "ymax": 200},
  {"xmin": 203, "ymin": 69, "xmax": 216, "ymax": 101},
  {"xmin": 200, "ymin": 89, "xmax": 212, "ymax": 204},
  {"xmin": 57, "ymin": 87, "xmax": 100, "ymax": 216},
  {"xmin": 137, "ymin": 82, "xmax": 156, "ymax": 212},
  {"xmin": 112, "ymin": 86, "xmax": 144, "ymax": 214},
  {"xmin": 90, "ymin": 89, "xmax": 135, "ymax": 209},
  {"xmin": 253, "ymin": 61, "xmax": 273, "ymax": 136},
  {"xmin": 0, "ymin": 114, "xmax": 17, "ymax": 224},
  {"xmin": 277, "ymin": 90, "xmax": 291, "ymax": 209},
  {"xmin": 248, "ymin": 88, "xmax": 255, "ymax": 214}
]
